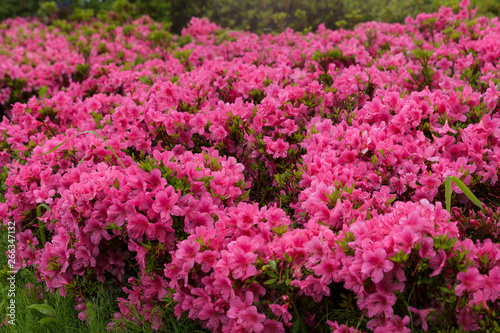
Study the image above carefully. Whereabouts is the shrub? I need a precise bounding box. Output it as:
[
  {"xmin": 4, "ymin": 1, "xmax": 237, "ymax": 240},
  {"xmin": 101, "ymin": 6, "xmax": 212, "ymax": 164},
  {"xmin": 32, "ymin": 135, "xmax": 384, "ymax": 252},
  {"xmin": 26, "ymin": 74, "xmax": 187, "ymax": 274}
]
[{"xmin": 1, "ymin": 1, "xmax": 500, "ymax": 332}]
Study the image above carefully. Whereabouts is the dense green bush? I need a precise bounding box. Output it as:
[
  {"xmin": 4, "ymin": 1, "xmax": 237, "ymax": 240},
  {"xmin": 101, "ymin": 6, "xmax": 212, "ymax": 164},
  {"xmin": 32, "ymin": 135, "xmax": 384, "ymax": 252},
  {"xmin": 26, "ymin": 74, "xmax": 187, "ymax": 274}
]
[
  {"xmin": 204, "ymin": 0, "xmax": 500, "ymax": 32},
  {"xmin": 0, "ymin": 0, "xmax": 499, "ymax": 34},
  {"xmin": 0, "ymin": 0, "xmax": 39, "ymax": 22}
]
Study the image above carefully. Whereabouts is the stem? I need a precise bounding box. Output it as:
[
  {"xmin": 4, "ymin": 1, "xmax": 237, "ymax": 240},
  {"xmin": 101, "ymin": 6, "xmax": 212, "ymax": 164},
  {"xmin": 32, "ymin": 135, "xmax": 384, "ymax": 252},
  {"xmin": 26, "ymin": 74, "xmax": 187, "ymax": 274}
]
[
  {"xmin": 256, "ymin": 169, "xmax": 261, "ymax": 203},
  {"xmin": 39, "ymin": 222, "xmax": 46, "ymax": 246}
]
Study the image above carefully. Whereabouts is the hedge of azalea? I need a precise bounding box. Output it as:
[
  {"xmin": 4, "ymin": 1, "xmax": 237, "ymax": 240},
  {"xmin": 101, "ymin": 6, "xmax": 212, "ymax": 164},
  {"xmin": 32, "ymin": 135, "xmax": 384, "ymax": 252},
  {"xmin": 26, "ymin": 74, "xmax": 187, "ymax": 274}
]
[{"xmin": 1, "ymin": 0, "xmax": 500, "ymax": 331}]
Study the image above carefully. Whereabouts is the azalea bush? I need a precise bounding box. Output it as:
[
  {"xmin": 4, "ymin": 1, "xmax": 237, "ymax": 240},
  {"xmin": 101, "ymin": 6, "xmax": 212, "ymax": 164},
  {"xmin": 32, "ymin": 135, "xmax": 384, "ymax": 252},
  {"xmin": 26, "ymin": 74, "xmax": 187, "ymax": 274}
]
[{"xmin": 1, "ymin": 0, "xmax": 500, "ymax": 332}]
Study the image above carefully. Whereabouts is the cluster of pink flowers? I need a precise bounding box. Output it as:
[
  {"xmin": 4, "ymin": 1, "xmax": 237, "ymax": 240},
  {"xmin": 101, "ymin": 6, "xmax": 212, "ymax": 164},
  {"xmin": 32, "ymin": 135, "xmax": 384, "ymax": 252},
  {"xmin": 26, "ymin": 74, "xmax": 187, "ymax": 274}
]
[
  {"xmin": 0, "ymin": 18, "xmax": 80, "ymax": 107},
  {"xmin": 1, "ymin": 0, "xmax": 500, "ymax": 331}
]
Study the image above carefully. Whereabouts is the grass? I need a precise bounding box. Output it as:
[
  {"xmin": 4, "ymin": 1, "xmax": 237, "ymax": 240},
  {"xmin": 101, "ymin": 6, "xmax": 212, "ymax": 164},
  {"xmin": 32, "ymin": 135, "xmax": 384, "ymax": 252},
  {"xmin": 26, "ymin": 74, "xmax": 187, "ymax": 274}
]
[
  {"xmin": 0, "ymin": 160, "xmax": 206, "ymax": 332},
  {"xmin": 0, "ymin": 258, "xmax": 79, "ymax": 332},
  {"xmin": 0, "ymin": 226, "xmax": 207, "ymax": 333}
]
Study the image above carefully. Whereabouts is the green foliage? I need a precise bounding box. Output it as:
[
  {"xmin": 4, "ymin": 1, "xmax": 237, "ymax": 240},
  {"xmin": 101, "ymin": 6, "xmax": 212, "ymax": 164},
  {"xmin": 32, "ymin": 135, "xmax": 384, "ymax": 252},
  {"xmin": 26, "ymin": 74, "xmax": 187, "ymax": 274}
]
[
  {"xmin": 387, "ymin": 233, "xmax": 497, "ymax": 331},
  {"xmin": 173, "ymin": 48, "xmax": 194, "ymax": 71},
  {"xmin": 0, "ymin": 0, "xmax": 39, "ymax": 22},
  {"xmin": 41, "ymin": 130, "xmax": 127, "ymax": 169},
  {"xmin": 0, "ymin": 74, "xmax": 33, "ymax": 119},
  {"xmin": 336, "ymin": 231, "xmax": 356, "ymax": 255},
  {"xmin": 407, "ymin": 48, "xmax": 436, "ymax": 91},
  {"xmin": 1, "ymin": 0, "xmax": 500, "ymax": 35},
  {"xmin": 206, "ymin": 0, "xmax": 343, "ymax": 33},
  {"xmin": 0, "ymin": 224, "xmax": 206, "ymax": 333},
  {"xmin": 274, "ymin": 167, "xmax": 303, "ymax": 217},
  {"xmin": 37, "ymin": 1, "xmax": 58, "ymax": 21},
  {"xmin": 205, "ymin": 0, "xmax": 498, "ymax": 32},
  {"xmin": 69, "ymin": 8, "xmax": 95, "ymax": 23},
  {"xmin": 138, "ymin": 157, "xmax": 192, "ymax": 195},
  {"xmin": 445, "ymin": 176, "xmax": 483, "ymax": 213},
  {"xmin": 73, "ymin": 63, "xmax": 90, "ymax": 83},
  {"xmin": 312, "ymin": 47, "xmax": 355, "ymax": 73},
  {"xmin": 0, "ymin": 166, "xmax": 7, "ymax": 203}
]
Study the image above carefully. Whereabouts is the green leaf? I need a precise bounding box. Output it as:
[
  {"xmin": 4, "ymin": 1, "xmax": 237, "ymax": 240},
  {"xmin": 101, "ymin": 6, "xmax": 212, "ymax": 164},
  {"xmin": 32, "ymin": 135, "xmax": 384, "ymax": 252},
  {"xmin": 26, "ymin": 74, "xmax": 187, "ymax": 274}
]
[
  {"xmin": 445, "ymin": 176, "xmax": 452, "ymax": 212},
  {"xmin": 267, "ymin": 260, "xmax": 277, "ymax": 271},
  {"xmin": 28, "ymin": 304, "xmax": 56, "ymax": 317},
  {"xmin": 36, "ymin": 203, "xmax": 53, "ymax": 217},
  {"xmin": 290, "ymin": 314, "xmax": 308, "ymax": 333},
  {"xmin": 264, "ymin": 278, "xmax": 277, "ymax": 285},
  {"xmin": 38, "ymin": 316, "xmax": 56, "ymax": 325},
  {"xmin": 38, "ymin": 85, "xmax": 48, "ymax": 99},
  {"xmin": 41, "ymin": 138, "xmax": 73, "ymax": 156},
  {"xmin": 35, "ymin": 204, "xmax": 52, "ymax": 245},
  {"xmin": 440, "ymin": 286, "xmax": 454, "ymax": 294},
  {"xmin": 41, "ymin": 130, "xmax": 126, "ymax": 169},
  {"xmin": 479, "ymin": 253, "xmax": 489, "ymax": 265},
  {"xmin": 445, "ymin": 176, "xmax": 482, "ymax": 212},
  {"xmin": 139, "ymin": 75, "xmax": 153, "ymax": 85}
]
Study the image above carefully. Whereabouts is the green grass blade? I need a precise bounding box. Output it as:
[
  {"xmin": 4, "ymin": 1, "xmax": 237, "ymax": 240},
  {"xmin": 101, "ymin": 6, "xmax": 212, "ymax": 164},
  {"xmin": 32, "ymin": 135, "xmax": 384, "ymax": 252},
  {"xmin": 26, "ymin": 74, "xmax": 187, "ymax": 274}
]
[
  {"xmin": 36, "ymin": 204, "xmax": 52, "ymax": 246},
  {"xmin": 445, "ymin": 176, "xmax": 452, "ymax": 212},
  {"xmin": 445, "ymin": 176, "xmax": 483, "ymax": 213},
  {"xmin": 37, "ymin": 203, "xmax": 53, "ymax": 213},
  {"xmin": 84, "ymin": 130, "xmax": 126, "ymax": 169},
  {"xmin": 449, "ymin": 176, "xmax": 483, "ymax": 209},
  {"xmin": 41, "ymin": 130, "xmax": 126, "ymax": 169},
  {"xmin": 41, "ymin": 138, "xmax": 73, "ymax": 155}
]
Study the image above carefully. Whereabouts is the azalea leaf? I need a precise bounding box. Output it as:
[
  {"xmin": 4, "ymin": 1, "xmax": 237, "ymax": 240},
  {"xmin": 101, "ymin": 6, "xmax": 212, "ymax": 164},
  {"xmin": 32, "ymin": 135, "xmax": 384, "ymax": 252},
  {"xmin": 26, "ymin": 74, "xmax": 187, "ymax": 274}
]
[
  {"xmin": 264, "ymin": 278, "xmax": 277, "ymax": 285},
  {"xmin": 38, "ymin": 85, "xmax": 48, "ymax": 99}
]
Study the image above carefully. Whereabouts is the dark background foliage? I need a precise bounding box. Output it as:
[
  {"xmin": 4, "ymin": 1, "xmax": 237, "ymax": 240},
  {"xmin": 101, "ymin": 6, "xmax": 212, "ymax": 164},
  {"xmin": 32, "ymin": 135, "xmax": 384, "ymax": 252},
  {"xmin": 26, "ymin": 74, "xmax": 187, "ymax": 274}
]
[{"xmin": 1, "ymin": 0, "xmax": 500, "ymax": 34}]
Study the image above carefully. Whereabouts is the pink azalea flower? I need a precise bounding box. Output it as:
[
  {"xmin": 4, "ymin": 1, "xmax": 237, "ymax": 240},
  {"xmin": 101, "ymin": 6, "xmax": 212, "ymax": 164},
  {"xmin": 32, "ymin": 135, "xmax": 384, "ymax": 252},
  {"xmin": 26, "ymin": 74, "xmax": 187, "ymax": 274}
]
[
  {"xmin": 270, "ymin": 138, "xmax": 289, "ymax": 159},
  {"xmin": 239, "ymin": 306, "xmax": 266, "ymax": 332},
  {"xmin": 364, "ymin": 291, "xmax": 397, "ymax": 317},
  {"xmin": 455, "ymin": 268, "xmax": 486, "ymax": 296},
  {"xmin": 83, "ymin": 218, "xmax": 112, "ymax": 245},
  {"xmin": 418, "ymin": 237, "xmax": 436, "ymax": 259},
  {"xmin": 393, "ymin": 226, "xmax": 419, "ymax": 254},
  {"xmin": 361, "ymin": 248, "xmax": 394, "ymax": 283},
  {"xmin": 198, "ymin": 301, "xmax": 224, "ymax": 331},
  {"xmin": 176, "ymin": 240, "xmax": 201, "ymax": 261},
  {"xmin": 262, "ymin": 319, "xmax": 285, "ymax": 333},
  {"xmin": 195, "ymin": 250, "xmax": 220, "ymax": 273},
  {"xmin": 314, "ymin": 257, "xmax": 340, "ymax": 285},
  {"xmin": 269, "ymin": 303, "xmax": 292, "ymax": 324},
  {"xmin": 72, "ymin": 246, "xmax": 96, "ymax": 271},
  {"xmin": 127, "ymin": 214, "xmax": 150, "ymax": 240},
  {"xmin": 483, "ymin": 266, "xmax": 500, "ymax": 301},
  {"xmin": 228, "ymin": 247, "xmax": 257, "ymax": 280},
  {"xmin": 228, "ymin": 292, "xmax": 266, "ymax": 333},
  {"xmin": 151, "ymin": 186, "xmax": 181, "ymax": 221},
  {"xmin": 408, "ymin": 306, "xmax": 434, "ymax": 331},
  {"xmin": 33, "ymin": 185, "xmax": 56, "ymax": 204},
  {"xmin": 429, "ymin": 249, "xmax": 447, "ymax": 277}
]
